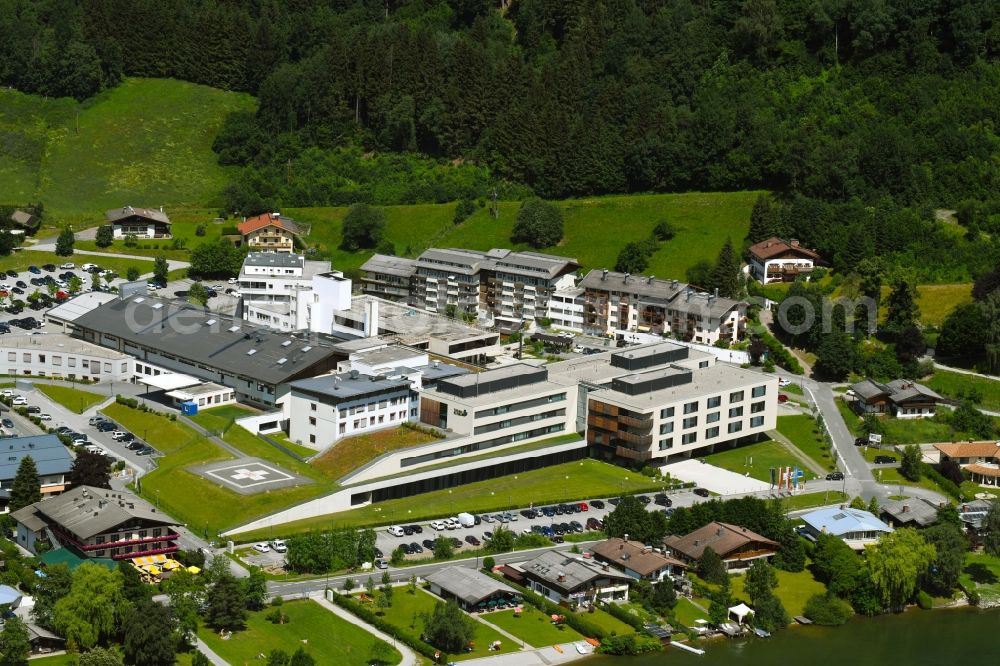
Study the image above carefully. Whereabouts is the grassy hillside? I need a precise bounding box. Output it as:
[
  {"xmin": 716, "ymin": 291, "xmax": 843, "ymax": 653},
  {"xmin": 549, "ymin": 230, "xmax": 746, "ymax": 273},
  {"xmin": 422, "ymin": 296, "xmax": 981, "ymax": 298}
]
[
  {"xmin": 0, "ymin": 78, "xmax": 254, "ymax": 222},
  {"xmin": 287, "ymin": 190, "xmax": 758, "ymax": 280}
]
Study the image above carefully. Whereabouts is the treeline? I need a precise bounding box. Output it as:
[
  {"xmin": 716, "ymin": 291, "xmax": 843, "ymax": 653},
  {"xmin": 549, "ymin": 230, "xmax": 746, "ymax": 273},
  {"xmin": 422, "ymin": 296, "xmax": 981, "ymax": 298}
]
[{"xmin": 3, "ymin": 2, "xmax": 1000, "ymax": 208}]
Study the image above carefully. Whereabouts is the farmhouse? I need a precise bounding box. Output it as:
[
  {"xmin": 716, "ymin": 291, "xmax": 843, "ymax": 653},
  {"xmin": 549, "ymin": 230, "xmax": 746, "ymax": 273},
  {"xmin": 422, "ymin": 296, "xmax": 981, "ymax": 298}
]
[
  {"xmin": 105, "ymin": 206, "xmax": 171, "ymax": 239},
  {"xmin": 237, "ymin": 212, "xmax": 302, "ymax": 253},
  {"xmin": 747, "ymin": 237, "xmax": 822, "ymax": 284}
]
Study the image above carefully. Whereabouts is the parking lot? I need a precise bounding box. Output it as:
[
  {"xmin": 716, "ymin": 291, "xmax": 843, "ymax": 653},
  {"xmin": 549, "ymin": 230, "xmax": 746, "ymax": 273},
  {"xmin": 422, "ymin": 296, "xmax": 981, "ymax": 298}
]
[{"xmin": 0, "ymin": 262, "xmax": 132, "ymax": 330}]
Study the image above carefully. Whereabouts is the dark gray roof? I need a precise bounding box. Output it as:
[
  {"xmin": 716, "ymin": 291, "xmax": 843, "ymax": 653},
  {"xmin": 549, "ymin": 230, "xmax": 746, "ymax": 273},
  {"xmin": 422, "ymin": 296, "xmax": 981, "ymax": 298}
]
[
  {"xmin": 361, "ymin": 254, "xmax": 418, "ymax": 278},
  {"xmin": 668, "ymin": 289, "xmax": 745, "ymax": 319},
  {"xmin": 24, "ymin": 485, "xmax": 177, "ymax": 540},
  {"xmin": 415, "ymin": 248, "xmax": 487, "ymax": 276},
  {"xmin": 0, "ymin": 435, "xmax": 73, "ymax": 481},
  {"xmin": 521, "ymin": 550, "xmax": 630, "ymax": 592},
  {"xmin": 850, "ymin": 379, "xmax": 941, "ymax": 404},
  {"xmin": 411, "ymin": 362, "xmax": 470, "ymax": 384},
  {"xmin": 481, "ymin": 249, "xmax": 579, "ymax": 279},
  {"xmin": 426, "ymin": 566, "xmax": 517, "ymax": 605},
  {"xmin": 288, "ymin": 372, "xmax": 412, "ymax": 403},
  {"xmin": 243, "ymin": 252, "xmax": 304, "ymax": 269},
  {"xmin": 579, "ymin": 269, "xmax": 688, "ymax": 301},
  {"xmin": 10, "ymin": 210, "xmax": 39, "ymax": 228},
  {"xmin": 71, "ymin": 295, "xmax": 341, "ymax": 385},
  {"xmin": 851, "ymin": 379, "xmax": 889, "ymax": 401},
  {"xmin": 880, "ymin": 498, "xmax": 940, "ymax": 527},
  {"xmin": 105, "ymin": 206, "xmax": 170, "ymax": 224}
]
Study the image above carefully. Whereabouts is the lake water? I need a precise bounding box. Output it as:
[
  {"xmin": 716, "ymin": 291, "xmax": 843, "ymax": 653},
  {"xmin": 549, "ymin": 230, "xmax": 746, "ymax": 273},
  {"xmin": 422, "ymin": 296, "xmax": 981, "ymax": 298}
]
[{"xmin": 586, "ymin": 607, "xmax": 999, "ymax": 665}]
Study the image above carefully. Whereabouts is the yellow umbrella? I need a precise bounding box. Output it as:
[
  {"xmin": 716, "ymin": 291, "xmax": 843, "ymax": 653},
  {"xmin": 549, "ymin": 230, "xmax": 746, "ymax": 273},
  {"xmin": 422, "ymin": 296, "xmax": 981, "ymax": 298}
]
[
  {"xmin": 162, "ymin": 559, "xmax": 181, "ymax": 570},
  {"xmin": 146, "ymin": 565, "xmax": 161, "ymax": 576},
  {"xmin": 186, "ymin": 566, "xmax": 201, "ymax": 575}
]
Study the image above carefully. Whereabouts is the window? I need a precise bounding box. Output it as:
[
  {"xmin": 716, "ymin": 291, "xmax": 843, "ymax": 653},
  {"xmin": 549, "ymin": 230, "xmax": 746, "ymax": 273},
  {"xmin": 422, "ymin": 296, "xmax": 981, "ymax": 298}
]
[
  {"xmin": 52, "ymin": 355, "xmax": 61, "ymax": 366},
  {"xmin": 707, "ymin": 396, "xmax": 721, "ymax": 408},
  {"xmin": 660, "ymin": 406, "xmax": 675, "ymax": 419},
  {"xmin": 730, "ymin": 390, "xmax": 744, "ymax": 403},
  {"xmin": 751, "ymin": 401, "xmax": 766, "ymax": 413},
  {"xmin": 728, "ymin": 421, "xmax": 743, "ymax": 434},
  {"xmin": 752, "ymin": 385, "xmax": 767, "ymax": 398},
  {"xmin": 659, "ymin": 438, "xmax": 673, "ymax": 451},
  {"xmin": 683, "ymin": 416, "xmax": 698, "ymax": 429},
  {"xmin": 659, "ymin": 422, "xmax": 674, "ymax": 435},
  {"xmin": 683, "ymin": 401, "xmax": 698, "ymax": 415},
  {"xmin": 309, "ymin": 417, "xmax": 316, "ymax": 426},
  {"xmin": 39, "ymin": 354, "xmax": 45, "ymax": 363},
  {"xmin": 729, "ymin": 406, "xmax": 744, "ymax": 418},
  {"xmin": 68, "ymin": 357, "xmax": 76, "ymax": 367},
  {"xmin": 309, "ymin": 434, "xmax": 316, "ymax": 444},
  {"xmin": 153, "ymin": 528, "xmax": 162, "ymax": 537},
  {"xmin": 706, "ymin": 412, "xmax": 720, "ymax": 423},
  {"xmin": 699, "ymin": 360, "xmax": 709, "ymax": 368},
  {"xmin": 681, "ymin": 432, "xmax": 697, "ymax": 445},
  {"xmin": 6, "ymin": 352, "xmax": 13, "ymax": 362},
  {"xmin": 706, "ymin": 426, "xmax": 719, "ymax": 439},
  {"xmin": 339, "ymin": 423, "xmax": 346, "ymax": 435},
  {"xmin": 750, "ymin": 416, "xmax": 765, "ymax": 428},
  {"xmin": 22, "ymin": 353, "xmax": 30, "ymax": 363},
  {"xmin": 311, "ymin": 403, "xmax": 317, "ymax": 411}
]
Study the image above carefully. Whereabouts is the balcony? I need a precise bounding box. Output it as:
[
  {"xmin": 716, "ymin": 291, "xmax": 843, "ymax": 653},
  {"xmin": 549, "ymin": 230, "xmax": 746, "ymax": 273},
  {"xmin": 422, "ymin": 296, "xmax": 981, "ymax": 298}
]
[
  {"xmin": 615, "ymin": 431, "xmax": 653, "ymax": 447},
  {"xmin": 615, "ymin": 445, "xmax": 653, "ymax": 462},
  {"xmin": 618, "ymin": 414, "xmax": 652, "ymax": 429}
]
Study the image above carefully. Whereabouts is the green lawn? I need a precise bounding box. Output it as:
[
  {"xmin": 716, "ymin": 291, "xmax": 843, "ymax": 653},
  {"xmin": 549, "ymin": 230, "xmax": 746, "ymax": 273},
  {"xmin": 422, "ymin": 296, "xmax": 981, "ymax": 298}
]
[
  {"xmin": 268, "ymin": 430, "xmax": 323, "ymax": 458},
  {"xmin": 312, "ymin": 426, "xmax": 444, "ymax": 482},
  {"xmin": 28, "ymin": 655, "xmax": 77, "ymax": 666},
  {"xmin": 925, "ymin": 369, "xmax": 1000, "ymax": 412},
  {"xmin": 959, "ymin": 552, "xmax": 1000, "ymax": 606},
  {"xmin": 836, "ymin": 397, "xmax": 971, "ymax": 445},
  {"xmin": 237, "ymin": 459, "xmax": 667, "ymax": 541},
  {"xmin": 777, "ymin": 414, "xmax": 836, "ymax": 472},
  {"xmin": 915, "ymin": 284, "xmax": 973, "ymax": 326},
  {"xmin": 199, "ymin": 599, "xmax": 400, "ymax": 666},
  {"xmin": 37, "ymin": 383, "xmax": 106, "ymax": 413},
  {"xmin": 874, "ymin": 466, "xmax": 944, "ymax": 495},
  {"xmin": 730, "ymin": 567, "xmax": 826, "ymax": 617},
  {"xmin": 486, "ymin": 606, "xmax": 584, "ymax": 647},
  {"xmin": 702, "ymin": 439, "xmax": 819, "ymax": 483},
  {"xmin": 574, "ymin": 607, "xmax": 634, "ymax": 636},
  {"xmin": 7, "ymin": 78, "xmax": 254, "ymax": 221},
  {"xmin": 780, "ymin": 491, "xmax": 848, "ymax": 511},
  {"xmin": 285, "ymin": 191, "xmax": 755, "ymax": 280},
  {"xmin": 360, "ymin": 588, "xmax": 517, "ymax": 660},
  {"xmin": 187, "ymin": 404, "xmax": 258, "ymax": 435},
  {"xmin": 672, "ymin": 597, "xmax": 709, "ymax": 627},
  {"xmin": 102, "ymin": 403, "xmax": 328, "ymax": 537},
  {"xmin": 75, "ymin": 206, "xmax": 236, "ymax": 261}
]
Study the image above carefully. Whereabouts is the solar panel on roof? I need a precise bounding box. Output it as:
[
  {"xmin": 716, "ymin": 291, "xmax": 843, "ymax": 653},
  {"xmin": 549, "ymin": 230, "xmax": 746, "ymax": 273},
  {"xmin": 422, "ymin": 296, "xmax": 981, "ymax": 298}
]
[
  {"xmin": 301, "ymin": 346, "xmax": 312, "ymax": 352},
  {"xmin": 282, "ymin": 340, "xmax": 292, "ymax": 347},
  {"xmin": 247, "ymin": 349, "xmax": 257, "ymax": 356},
  {"xmin": 228, "ymin": 325, "xmax": 241, "ymax": 332}
]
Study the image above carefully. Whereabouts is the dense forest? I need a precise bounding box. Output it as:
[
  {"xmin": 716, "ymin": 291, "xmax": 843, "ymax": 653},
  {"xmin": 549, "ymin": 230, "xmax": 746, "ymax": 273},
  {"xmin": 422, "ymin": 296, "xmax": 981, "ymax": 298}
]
[{"xmin": 3, "ymin": 0, "xmax": 1000, "ymax": 278}]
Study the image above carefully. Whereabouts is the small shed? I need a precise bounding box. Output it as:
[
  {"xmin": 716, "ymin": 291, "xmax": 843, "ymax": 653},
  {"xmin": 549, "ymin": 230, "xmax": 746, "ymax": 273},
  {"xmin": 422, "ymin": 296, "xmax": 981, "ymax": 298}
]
[{"xmin": 425, "ymin": 566, "xmax": 519, "ymax": 611}]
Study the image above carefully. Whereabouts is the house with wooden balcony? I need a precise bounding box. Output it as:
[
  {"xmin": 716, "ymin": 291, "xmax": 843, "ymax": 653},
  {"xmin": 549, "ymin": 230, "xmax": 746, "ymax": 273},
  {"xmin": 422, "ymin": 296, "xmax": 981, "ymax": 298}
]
[
  {"xmin": 849, "ymin": 378, "xmax": 942, "ymax": 419},
  {"xmin": 664, "ymin": 522, "xmax": 780, "ymax": 570},
  {"xmin": 238, "ymin": 212, "xmax": 303, "ymax": 253},
  {"xmin": 12, "ymin": 485, "xmax": 181, "ymax": 560},
  {"xmin": 747, "ymin": 237, "xmax": 823, "ymax": 284},
  {"xmin": 105, "ymin": 206, "xmax": 171, "ymax": 239}
]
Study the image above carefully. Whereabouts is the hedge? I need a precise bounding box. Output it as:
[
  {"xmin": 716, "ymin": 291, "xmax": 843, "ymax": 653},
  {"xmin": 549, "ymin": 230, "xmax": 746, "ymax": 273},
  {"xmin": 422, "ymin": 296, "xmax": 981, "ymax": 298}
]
[
  {"xmin": 921, "ymin": 462, "xmax": 962, "ymax": 500},
  {"xmin": 599, "ymin": 600, "xmax": 646, "ymax": 632},
  {"xmin": 326, "ymin": 589, "xmax": 445, "ymax": 663},
  {"xmin": 760, "ymin": 328, "xmax": 805, "ymax": 375}
]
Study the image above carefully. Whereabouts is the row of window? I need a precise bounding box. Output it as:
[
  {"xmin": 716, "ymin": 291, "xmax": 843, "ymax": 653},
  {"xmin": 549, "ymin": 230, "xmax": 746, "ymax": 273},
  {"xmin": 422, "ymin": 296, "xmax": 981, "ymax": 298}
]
[
  {"xmin": 660, "ymin": 401, "xmax": 766, "ymax": 434},
  {"xmin": 658, "ymin": 416, "xmax": 766, "ymax": 450},
  {"xmin": 660, "ymin": 386, "xmax": 767, "ymax": 421},
  {"xmin": 6, "ymin": 351, "xmax": 121, "ymax": 373},
  {"xmin": 475, "ymin": 392, "xmax": 566, "ymax": 419}
]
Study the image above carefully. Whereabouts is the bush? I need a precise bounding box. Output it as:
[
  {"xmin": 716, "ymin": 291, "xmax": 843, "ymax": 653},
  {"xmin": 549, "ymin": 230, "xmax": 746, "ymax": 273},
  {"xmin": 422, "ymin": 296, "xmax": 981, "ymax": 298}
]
[
  {"xmin": 916, "ymin": 590, "xmax": 933, "ymax": 610},
  {"xmin": 596, "ymin": 633, "xmax": 661, "ymax": 656},
  {"xmin": 511, "ymin": 199, "xmax": 563, "ymax": 248},
  {"xmin": 803, "ymin": 593, "xmax": 854, "ymax": 626},
  {"xmin": 453, "ymin": 199, "xmax": 476, "ymax": 225},
  {"xmin": 481, "ymin": 556, "xmax": 495, "ymax": 571}
]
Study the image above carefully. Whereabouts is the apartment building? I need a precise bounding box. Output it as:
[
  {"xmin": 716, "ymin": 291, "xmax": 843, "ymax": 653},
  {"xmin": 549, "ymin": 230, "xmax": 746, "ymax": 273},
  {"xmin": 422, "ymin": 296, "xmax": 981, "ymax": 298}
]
[
  {"xmin": 579, "ymin": 269, "xmax": 746, "ymax": 344},
  {"xmin": 279, "ymin": 370, "xmax": 420, "ymax": 450},
  {"xmin": 581, "ymin": 348, "xmax": 777, "ymax": 466},
  {"xmin": 237, "ymin": 212, "xmax": 302, "ymax": 253},
  {"xmin": 360, "ymin": 248, "xmax": 579, "ymax": 327},
  {"xmin": 239, "ymin": 253, "xmax": 352, "ymax": 332},
  {"xmin": 545, "ymin": 287, "xmax": 586, "ymax": 332}
]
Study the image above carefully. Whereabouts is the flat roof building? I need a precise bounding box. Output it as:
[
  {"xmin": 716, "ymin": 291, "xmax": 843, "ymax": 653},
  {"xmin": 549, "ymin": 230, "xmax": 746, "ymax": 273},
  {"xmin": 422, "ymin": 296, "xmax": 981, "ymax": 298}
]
[{"xmin": 425, "ymin": 566, "xmax": 519, "ymax": 610}]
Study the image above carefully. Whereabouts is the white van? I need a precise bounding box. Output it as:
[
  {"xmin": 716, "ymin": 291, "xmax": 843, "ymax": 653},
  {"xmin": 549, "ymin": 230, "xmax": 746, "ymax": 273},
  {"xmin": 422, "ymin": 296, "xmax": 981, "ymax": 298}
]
[
  {"xmin": 387, "ymin": 525, "xmax": 404, "ymax": 537},
  {"xmin": 457, "ymin": 512, "xmax": 476, "ymax": 528}
]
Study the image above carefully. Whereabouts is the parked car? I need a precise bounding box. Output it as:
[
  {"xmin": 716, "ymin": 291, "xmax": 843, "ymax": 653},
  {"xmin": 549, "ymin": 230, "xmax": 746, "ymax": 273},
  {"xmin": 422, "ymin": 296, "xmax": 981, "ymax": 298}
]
[
  {"xmin": 693, "ymin": 487, "xmax": 711, "ymax": 498},
  {"xmin": 826, "ymin": 471, "xmax": 845, "ymax": 481},
  {"xmin": 483, "ymin": 531, "xmax": 493, "ymax": 541},
  {"xmin": 26, "ymin": 406, "xmax": 41, "ymax": 414},
  {"xmin": 430, "ymin": 520, "xmax": 446, "ymax": 530},
  {"xmin": 387, "ymin": 526, "xmax": 404, "ymax": 537},
  {"xmin": 607, "ymin": 497, "xmax": 621, "ymax": 506},
  {"xmin": 28, "ymin": 266, "xmax": 41, "ymax": 274},
  {"xmin": 778, "ymin": 378, "xmax": 791, "ymax": 387},
  {"xmin": 252, "ymin": 542, "xmax": 270, "ymax": 553},
  {"xmin": 654, "ymin": 494, "xmax": 672, "ymax": 507},
  {"xmin": 127, "ymin": 441, "xmax": 145, "ymax": 451},
  {"xmin": 96, "ymin": 421, "xmax": 117, "ymax": 432},
  {"xmin": 854, "ymin": 437, "xmax": 868, "ymax": 446},
  {"xmin": 60, "ymin": 262, "xmax": 75, "ymax": 269},
  {"xmin": 409, "ymin": 542, "xmax": 423, "ymax": 554},
  {"xmin": 5, "ymin": 270, "xmax": 16, "ymax": 278},
  {"xmin": 590, "ymin": 499, "xmax": 605, "ymax": 509},
  {"xmin": 569, "ymin": 521, "xmax": 584, "ymax": 533},
  {"xmin": 465, "ymin": 535, "xmax": 481, "ymax": 547},
  {"xmin": 136, "ymin": 446, "xmax": 156, "ymax": 456},
  {"xmin": 402, "ymin": 525, "xmax": 414, "ymax": 536},
  {"xmin": 11, "ymin": 396, "xmax": 27, "ymax": 405},
  {"xmin": 578, "ymin": 502, "xmax": 589, "ymax": 511},
  {"xmin": 421, "ymin": 539, "xmax": 434, "ymax": 550},
  {"xmin": 408, "ymin": 524, "xmax": 423, "ymax": 534},
  {"xmin": 88, "ymin": 416, "xmax": 107, "ymax": 426},
  {"xmin": 520, "ymin": 509, "xmax": 538, "ymax": 519},
  {"xmin": 873, "ymin": 455, "xmax": 897, "ymax": 464},
  {"xmin": 480, "ymin": 514, "xmax": 494, "ymax": 524},
  {"xmin": 778, "ymin": 394, "xmax": 789, "ymax": 403},
  {"xmin": 637, "ymin": 495, "xmax": 651, "ymax": 505},
  {"xmin": 375, "ymin": 559, "xmax": 388, "ymax": 570},
  {"xmin": 586, "ymin": 517, "xmax": 603, "ymax": 531},
  {"xmin": 398, "ymin": 543, "xmax": 411, "ymax": 555},
  {"xmin": 270, "ymin": 539, "xmax": 287, "ymax": 553},
  {"xmin": 1, "ymin": 418, "xmax": 13, "ymax": 429},
  {"xmin": 42, "ymin": 264, "xmax": 56, "ymax": 272}
]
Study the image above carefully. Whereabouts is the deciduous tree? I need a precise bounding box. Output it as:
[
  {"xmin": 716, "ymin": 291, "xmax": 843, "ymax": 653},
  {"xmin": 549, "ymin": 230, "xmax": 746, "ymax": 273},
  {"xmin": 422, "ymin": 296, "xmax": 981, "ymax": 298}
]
[
  {"xmin": 69, "ymin": 450, "xmax": 111, "ymax": 489},
  {"xmin": 511, "ymin": 199, "xmax": 563, "ymax": 248},
  {"xmin": 422, "ymin": 601, "xmax": 477, "ymax": 653},
  {"xmin": 123, "ymin": 600, "xmax": 176, "ymax": 666},
  {"xmin": 340, "ymin": 204, "xmax": 387, "ymax": 251},
  {"xmin": 0, "ymin": 615, "xmax": 31, "ymax": 666},
  {"xmin": 865, "ymin": 528, "xmax": 936, "ymax": 610},
  {"xmin": 53, "ymin": 563, "xmax": 124, "ymax": 649}
]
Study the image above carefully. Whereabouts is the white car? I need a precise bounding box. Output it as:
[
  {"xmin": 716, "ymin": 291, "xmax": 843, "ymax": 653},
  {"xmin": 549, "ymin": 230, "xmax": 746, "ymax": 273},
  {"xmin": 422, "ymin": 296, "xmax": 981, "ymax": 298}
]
[
  {"xmin": 11, "ymin": 396, "xmax": 27, "ymax": 405},
  {"xmin": 252, "ymin": 542, "xmax": 271, "ymax": 553},
  {"xmin": 0, "ymin": 389, "xmax": 12, "ymax": 398},
  {"xmin": 227, "ymin": 277, "xmax": 238, "ymax": 284},
  {"xmin": 38, "ymin": 414, "xmax": 52, "ymax": 421},
  {"xmin": 81, "ymin": 263, "xmax": 98, "ymax": 272},
  {"xmin": 430, "ymin": 520, "xmax": 446, "ymax": 530},
  {"xmin": 778, "ymin": 379, "xmax": 791, "ymax": 387},
  {"xmin": 270, "ymin": 539, "xmax": 287, "ymax": 553},
  {"xmin": 110, "ymin": 431, "xmax": 128, "ymax": 440},
  {"xmin": 60, "ymin": 262, "xmax": 75, "ymax": 269},
  {"xmin": 211, "ymin": 284, "xmax": 224, "ymax": 291}
]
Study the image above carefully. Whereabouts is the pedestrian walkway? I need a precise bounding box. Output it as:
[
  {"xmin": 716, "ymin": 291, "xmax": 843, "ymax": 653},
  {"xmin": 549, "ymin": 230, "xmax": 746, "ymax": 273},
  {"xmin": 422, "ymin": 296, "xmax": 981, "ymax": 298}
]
[
  {"xmin": 932, "ymin": 361, "xmax": 1000, "ymax": 381},
  {"xmin": 472, "ymin": 613, "xmax": 530, "ymax": 650},
  {"xmin": 312, "ymin": 591, "xmax": 419, "ymax": 666},
  {"xmin": 457, "ymin": 642, "xmax": 593, "ymax": 666},
  {"xmin": 768, "ymin": 428, "xmax": 827, "ymax": 476},
  {"xmin": 194, "ymin": 637, "xmax": 231, "ymax": 666}
]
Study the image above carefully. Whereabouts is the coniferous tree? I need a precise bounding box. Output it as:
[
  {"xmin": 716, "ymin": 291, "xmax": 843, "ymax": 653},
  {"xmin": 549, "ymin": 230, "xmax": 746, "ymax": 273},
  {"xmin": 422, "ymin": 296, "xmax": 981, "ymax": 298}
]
[
  {"xmin": 747, "ymin": 193, "xmax": 776, "ymax": 244},
  {"xmin": 883, "ymin": 280, "xmax": 920, "ymax": 336},
  {"xmin": 710, "ymin": 238, "xmax": 741, "ymax": 298},
  {"xmin": 9, "ymin": 455, "xmax": 40, "ymax": 512},
  {"xmin": 205, "ymin": 574, "xmax": 246, "ymax": 632},
  {"xmin": 55, "ymin": 227, "xmax": 75, "ymax": 256},
  {"xmin": 94, "ymin": 225, "xmax": 114, "ymax": 248}
]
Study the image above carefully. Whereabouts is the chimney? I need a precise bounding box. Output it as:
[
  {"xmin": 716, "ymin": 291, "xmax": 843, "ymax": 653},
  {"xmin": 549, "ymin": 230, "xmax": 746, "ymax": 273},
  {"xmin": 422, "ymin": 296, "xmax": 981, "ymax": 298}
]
[
  {"xmin": 602, "ymin": 563, "xmax": 610, "ymax": 572},
  {"xmin": 686, "ymin": 289, "xmax": 692, "ymax": 302},
  {"xmin": 624, "ymin": 273, "xmax": 630, "ymax": 284},
  {"xmin": 558, "ymin": 572, "xmax": 566, "ymax": 583},
  {"xmin": 714, "ymin": 287, "xmax": 719, "ymax": 298},
  {"xmin": 902, "ymin": 504, "xmax": 910, "ymax": 513},
  {"xmin": 716, "ymin": 527, "xmax": 724, "ymax": 537},
  {"xmin": 790, "ymin": 239, "xmax": 800, "ymax": 247},
  {"xmin": 648, "ymin": 275, "xmax": 655, "ymax": 284},
  {"xmin": 364, "ymin": 299, "xmax": 380, "ymax": 337},
  {"xmin": 602, "ymin": 269, "xmax": 608, "ymax": 281},
  {"xmin": 624, "ymin": 533, "xmax": 629, "ymax": 542}
]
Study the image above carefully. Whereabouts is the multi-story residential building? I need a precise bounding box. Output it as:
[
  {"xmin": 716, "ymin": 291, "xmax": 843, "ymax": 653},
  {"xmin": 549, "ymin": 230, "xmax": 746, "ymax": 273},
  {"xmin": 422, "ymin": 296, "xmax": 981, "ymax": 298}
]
[
  {"xmin": 12, "ymin": 485, "xmax": 181, "ymax": 560},
  {"xmin": 747, "ymin": 237, "xmax": 823, "ymax": 284},
  {"xmin": 278, "ymin": 370, "xmax": 420, "ymax": 450},
  {"xmin": 360, "ymin": 248, "xmax": 579, "ymax": 327},
  {"xmin": 237, "ymin": 212, "xmax": 302, "ymax": 253},
  {"xmin": 578, "ymin": 346, "xmax": 777, "ymax": 466},
  {"xmin": 238, "ymin": 252, "xmax": 352, "ymax": 331},
  {"xmin": 578, "ymin": 269, "xmax": 746, "ymax": 344},
  {"xmin": 105, "ymin": 206, "xmax": 171, "ymax": 239},
  {"xmin": 0, "ymin": 333, "xmax": 134, "ymax": 381},
  {"xmin": 545, "ymin": 287, "xmax": 586, "ymax": 332},
  {"xmin": 0, "ymin": 435, "xmax": 73, "ymax": 512},
  {"xmin": 519, "ymin": 550, "xmax": 631, "ymax": 605}
]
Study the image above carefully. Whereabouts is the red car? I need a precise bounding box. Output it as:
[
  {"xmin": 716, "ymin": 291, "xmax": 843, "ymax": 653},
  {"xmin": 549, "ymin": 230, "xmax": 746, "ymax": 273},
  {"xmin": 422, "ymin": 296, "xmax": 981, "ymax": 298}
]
[
  {"xmin": 578, "ymin": 502, "xmax": 589, "ymax": 511},
  {"xmin": 778, "ymin": 394, "xmax": 789, "ymax": 403}
]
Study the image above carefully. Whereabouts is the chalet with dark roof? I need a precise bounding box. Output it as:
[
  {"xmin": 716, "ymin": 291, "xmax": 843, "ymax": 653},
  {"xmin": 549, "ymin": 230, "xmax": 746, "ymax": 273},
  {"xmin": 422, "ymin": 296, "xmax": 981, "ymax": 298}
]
[{"xmin": 664, "ymin": 521, "xmax": 779, "ymax": 570}]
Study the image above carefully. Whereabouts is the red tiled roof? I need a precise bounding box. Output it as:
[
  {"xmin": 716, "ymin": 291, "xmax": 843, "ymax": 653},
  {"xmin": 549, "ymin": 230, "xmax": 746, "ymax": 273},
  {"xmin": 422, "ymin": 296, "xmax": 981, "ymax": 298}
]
[
  {"xmin": 238, "ymin": 213, "xmax": 301, "ymax": 236},
  {"xmin": 748, "ymin": 237, "xmax": 821, "ymax": 261},
  {"xmin": 934, "ymin": 442, "xmax": 1000, "ymax": 459}
]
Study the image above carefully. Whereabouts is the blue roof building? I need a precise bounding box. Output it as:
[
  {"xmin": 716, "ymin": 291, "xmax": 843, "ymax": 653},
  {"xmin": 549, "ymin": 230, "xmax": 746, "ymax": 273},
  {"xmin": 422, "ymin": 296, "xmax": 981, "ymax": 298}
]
[
  {"xmin": 0, "ymin": 434, "xmax": 74, "ymax": 507},
  {"xmin": 800, "ymin": 507, "xmax": 893, "ymax": 550}
]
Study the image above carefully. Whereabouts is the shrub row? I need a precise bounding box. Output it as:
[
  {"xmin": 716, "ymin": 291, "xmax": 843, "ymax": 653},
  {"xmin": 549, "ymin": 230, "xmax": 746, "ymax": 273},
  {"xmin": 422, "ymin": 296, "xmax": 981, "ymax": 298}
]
[
  {"xmin": 114, "ymin": 395, "xmax": 176, "ymax": 419},
  {"xmin": 480, "ymin": 570, "xmax": 610, "ymax": 639},
  {"xmin": 760, "ymin": 328, "xmax": 805, "ymax": 375},
  {"xmin": 596, "ymin": 632, "xmax": 662, "ymax": 656},
  {"xmin": 920, "ymin": 462, "xmax": 962, "ymax": 500},
  {"xmin": 326, "ymin": 589, "xmax": 444, "ymax": 663},
  {"xmin": 598, "ymin": 600, "xmax": 646, "ymax": 632}
]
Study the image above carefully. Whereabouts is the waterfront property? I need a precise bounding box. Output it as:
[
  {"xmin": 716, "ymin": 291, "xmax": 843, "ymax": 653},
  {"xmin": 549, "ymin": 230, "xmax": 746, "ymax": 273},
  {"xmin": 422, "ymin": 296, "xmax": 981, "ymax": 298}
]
[
  {"xmin": 799, "ymin": 507, "xmax": 893, "ymax": 549},
  {"xmin": 664, "ymin": 522, "xmax": 780, "ymax": 570},
  {"xmin": 589, "ymin": 537, "xmax": 687, "ymax": 583},
  {"xmin": 12, "ymin": 485, "xmax": 180, "ymax": 560},
  {"xmin": 518, "ymin": 550, "xmax": 631, "ymax": 605},
  {"xmin": 425, "ymin": 566, "xmax": 519, "ymax": 611}
]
